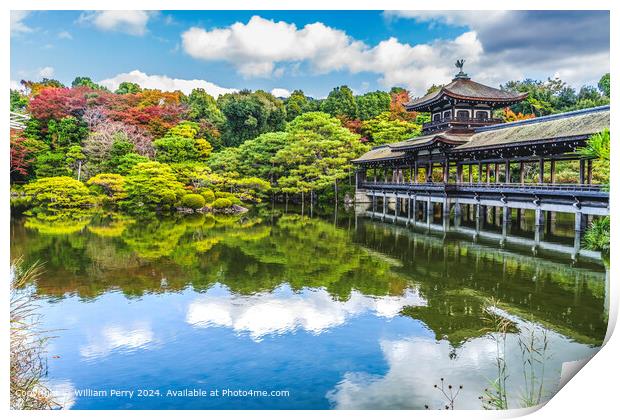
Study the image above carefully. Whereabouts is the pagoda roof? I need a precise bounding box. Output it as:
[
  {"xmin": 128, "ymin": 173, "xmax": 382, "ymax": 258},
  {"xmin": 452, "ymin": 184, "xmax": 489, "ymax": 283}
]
[
  {"xmin": 406, "ymin": 77, "xmax": 528, "ymax": 112},
  {"xmin": 452, "ymin": 105, "xmax": 610, "ymax": 152},
  {"xmin": 390, "ymin": 132, "xmax": 471, "ymax": 151}
]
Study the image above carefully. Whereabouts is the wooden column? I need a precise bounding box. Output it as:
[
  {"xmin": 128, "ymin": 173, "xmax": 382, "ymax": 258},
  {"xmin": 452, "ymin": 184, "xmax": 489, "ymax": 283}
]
[
  {"xmin": 519, "ymin": 162, "xmax": 525, "ymax": 185},
  {"xmin": 494, "ymin": 163, "xmax": 500, "ymax": 183},
  {"xmin": 469, "ymin": 164, "xmax": 473, "ymax": 183},
  {"xmin": 538, "ymin": 158, "xmax": 544, "ymax": 184},
  {"xmin": 478, "ymin": 162, "xmax": 483, "ymax": 183},
  {"xmin": 413, "ymin": 161, "xmax": 418, "ymax": 183},
  {"xmin": 443, "ymin": 159, "xmax": 449, "ymax": 183},
  {"xmin": 579, "ymin": 159, "xmax": 586, "ymax": 184},
  {"xmin": 486, "ymin": 164, "xmax": 491, "ymax": 184},
  {"xmin": 587, "ymin": 159, "xmax": 593, "ymax": 184},
  {"xmin": 550, "ymin": 159, "xmax": 556, "ymax": 184},
  {"xmin": 504, "ymin": 160, "xmax": 510, "ymax": 183},
  {"xmin": 427, "ymin": 163, "xmax": 432, "ymax": 183},
  {"xmin": 457, "ymin": 164, "xmax": 463, "ymax": 184}
]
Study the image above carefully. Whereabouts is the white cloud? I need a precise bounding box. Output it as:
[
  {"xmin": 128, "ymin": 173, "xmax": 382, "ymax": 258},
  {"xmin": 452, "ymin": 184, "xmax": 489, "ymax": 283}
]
[
  {"xmin": 78, "ymin": 11, "xmax": 155, "ymax": 36},
  {"xmin": 182, "ymin": 13, "xmax": 608, "ymax": 94},
  {"xmin": 384, "ymin": 10, "xmax": 510, "ymax": 28},
  {"xmin": 10, "ymin": 80, "xmax": 22, "ymax": 91},
  {"xmin": 327, "ymin": 312, "xmax": 600, "ymax": 409},
  {"xmin": 80, "ymin": 322, "xmax": 154, "ymax": 359},
  {"xmin": 271, "ymin": 88, "xmax": 291, "ymax": 98},
  {"xmin": 98, "ymin": 70, "xmax": 237, "ymax": 97},
  {"xmin": 186, "ymin": 284, "xmax": 425, "ymax": 341},
  {"xmin": 48, "ymin": 380, "xmax": 76, "ymax": 409},
  {"xmin": 37, "ymin": 66, "xmax": 55, "ymax": 78},
  {"xmin": 180, "ymin": 15, "xmax": 483, "ymax": 94},
  {"xmin": 58, "ymin": 30, "xmax": 73, "ymax": 40},
  {"xmin": 11, "ymin": 11, "xmax": 33, "ymax": 36}
]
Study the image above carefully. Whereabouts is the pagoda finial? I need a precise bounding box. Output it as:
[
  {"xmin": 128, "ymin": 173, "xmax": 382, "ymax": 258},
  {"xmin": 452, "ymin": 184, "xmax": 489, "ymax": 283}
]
[{"xmin": 454, "ymin": 59, "xmax": 469, "ymax": 79}]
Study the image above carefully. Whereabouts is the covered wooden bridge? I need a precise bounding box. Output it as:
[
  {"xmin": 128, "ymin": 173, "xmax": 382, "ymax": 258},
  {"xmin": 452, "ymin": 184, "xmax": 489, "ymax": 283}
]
[{"xmin": 352, "ymin": 65, "xmax": 609, "ymax": 257}]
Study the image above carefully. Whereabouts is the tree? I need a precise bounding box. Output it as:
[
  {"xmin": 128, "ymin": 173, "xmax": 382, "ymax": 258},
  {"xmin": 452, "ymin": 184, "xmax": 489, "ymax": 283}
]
[
  {"xmin": 361, "ymin": 112, "xmax": 422, "ymax": 145},
  {"xmin": 87, "ymin": 173, "xmax": 127, "ymax": 203},
  {"xmin": 154, "ymin": 121, "xmax": 213, "ymax": 163},
  {"xmin": 24, "ymin": 176, "xmax": 95, "ymax": 209},
  {"xmin": 284, "ymin": 90, "xmax": 319, "ymax": 121},
  {"xmin": 273, "ymin": 112, "xmax": 368, "ymax": 199},
  {"xmin": 218, "ymin": 90, "xmax": 287, "ymax": 147},
  {"xmin": 10, "ymin": 90, "xmax": 28, "ymax": 112},
  {"xmin": 34, "ymin": 152, "xmax": 72, "ymax": 178},
  {"xmin": 598, "ymin": 73, "xmax": 610, "ymax": 97},
  {"xmin": 71, "ymin": 77, "xmax": 107, "ymax": 91},
  {"xmin": 115, "ymin": 82, "xmax": 142, "ymax": 95},
  {"xmin": 356, "ymin": 91, "xmax": 391, "ymax": 120},
  {"xmin": 122, "ymin": 162, "xmax": 186, "ymax": 211},
  {"xmin": 65, "ymin": 145, "xmax": 86, "ymax": 180},
  {"xmin": 321, "ymin": 86, "xmax": 357, "ymax": 119},
  {"xmin": 185, "ymin": 88, "xmax": 224, "ymax": 125},
  {"xmin": 46, "ymin": 116, "xmax": 88, "ymax": 148}
]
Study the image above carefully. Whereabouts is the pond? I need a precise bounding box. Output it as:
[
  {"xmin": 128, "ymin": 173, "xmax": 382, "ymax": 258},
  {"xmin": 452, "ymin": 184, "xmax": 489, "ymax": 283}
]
[{"xmin": 10, "ymin": 207, "xmax": 608, "ymax": 409}]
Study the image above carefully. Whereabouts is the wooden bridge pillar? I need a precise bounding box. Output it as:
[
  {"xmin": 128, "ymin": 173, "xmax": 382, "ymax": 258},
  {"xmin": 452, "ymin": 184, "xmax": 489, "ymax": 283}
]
[
  {"xmin": 573, "ymin": 212, "xmax": 588, "ymax": 257},
  {"xmin": 426, "ymin": 196, "xmax": 433, "ymax": 227},
  {"xmin": 519, "ymin": 162, "xmax": 525, "ymax": 185},
  {"xmin": 504, "ymin": 160, "xmax": 511, "ymax": 183},
  {"xmin": 538, "ymin": 158, "xmax": 544, "ymax": 183}
]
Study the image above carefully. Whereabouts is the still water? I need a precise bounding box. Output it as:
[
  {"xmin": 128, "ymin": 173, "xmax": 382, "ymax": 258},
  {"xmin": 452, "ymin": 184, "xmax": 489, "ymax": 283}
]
[{"xmin": 11, "ymin": 207, "xmax": 608, "ymax": 409}]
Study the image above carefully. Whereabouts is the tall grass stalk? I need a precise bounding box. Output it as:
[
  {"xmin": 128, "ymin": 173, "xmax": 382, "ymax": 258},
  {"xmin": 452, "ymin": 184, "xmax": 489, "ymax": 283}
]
[{"xmin": 10, "ymin": 258, "xmax": 60, "ymax": 410}]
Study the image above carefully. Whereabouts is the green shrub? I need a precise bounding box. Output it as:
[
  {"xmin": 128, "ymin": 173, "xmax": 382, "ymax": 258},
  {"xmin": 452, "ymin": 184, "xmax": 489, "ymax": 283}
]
[
  {"xmin": 24, "ymin": 177, "xmax": 95, "ymax": 209},
  {"xmin": 583, "ymin": 216, "xmax": 610, "ymax": 253},
  {"xmin": 214, "ymin": 191, "xmax": 242, "ymax": 205},
  {"xmin": 181, "ymin": 194, "xmax": 206, "ymax": 209},
  {"xmin": 211, "ymin": 198, "xmax": 233, "ymax": 209},
  {"xmin": 200, "ymin": 189, "xmax": 215, "ymax": 203}
]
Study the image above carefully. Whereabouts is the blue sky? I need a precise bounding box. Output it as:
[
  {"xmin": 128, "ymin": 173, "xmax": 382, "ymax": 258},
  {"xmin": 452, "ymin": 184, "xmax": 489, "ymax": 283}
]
[{"xmin": 10, "ymin": 10, "xmax": 610, "ymax": 98}]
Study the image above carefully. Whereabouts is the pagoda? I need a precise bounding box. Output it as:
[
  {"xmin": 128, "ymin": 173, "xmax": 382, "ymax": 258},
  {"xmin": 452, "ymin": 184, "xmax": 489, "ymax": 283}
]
[{"xmin": 407, "ymin": 60, "xmax": 527, "ymax": 135}]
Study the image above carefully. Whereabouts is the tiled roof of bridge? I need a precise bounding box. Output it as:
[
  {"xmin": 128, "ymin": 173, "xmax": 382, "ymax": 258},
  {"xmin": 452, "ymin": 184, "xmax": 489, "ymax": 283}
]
[
  {"xmin": 351, "ymin": 145, "xmax": 405, "ymax": 163},
  {"xmin": 453, "ymin": 106, "xmax": 610, "ymax": 151}
]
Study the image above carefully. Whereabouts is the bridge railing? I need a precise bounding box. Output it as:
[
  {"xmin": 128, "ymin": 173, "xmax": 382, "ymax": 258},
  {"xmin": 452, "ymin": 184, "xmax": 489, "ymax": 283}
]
[{"xmin": 360, "ymin": 181, "xmax": 606, "ymax": 194}]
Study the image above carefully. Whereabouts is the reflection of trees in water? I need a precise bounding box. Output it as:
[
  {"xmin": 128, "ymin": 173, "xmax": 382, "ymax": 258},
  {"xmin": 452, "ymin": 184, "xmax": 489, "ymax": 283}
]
[
  {"xmin": 354, "ymin": 220, "xmax": 607, "ymax": 346},
  {"xmin": 10, "ymin": 209, "xmax": 607, "ymax": 345}
]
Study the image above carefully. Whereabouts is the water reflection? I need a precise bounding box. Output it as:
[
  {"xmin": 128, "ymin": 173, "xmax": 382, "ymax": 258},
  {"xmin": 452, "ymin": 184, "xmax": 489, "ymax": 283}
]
[
  {"xmin": 9, "ymin": 207, "xmax": 608, "ymax": 409},
  {"xmin": 187, "ymin": 284, "xmax": 425, "ymax": 340}
]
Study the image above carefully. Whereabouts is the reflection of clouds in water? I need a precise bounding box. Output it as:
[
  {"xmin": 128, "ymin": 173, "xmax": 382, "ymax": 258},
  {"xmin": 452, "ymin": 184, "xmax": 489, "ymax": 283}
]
[
  {"xmin": 80, "ymin": 322, "xmax": 154, "ymax": 359},
  {"xmin": 186, "ymin": 285, "xmax": 426, "ymax": 340},
  {"xmin": 327, "ymin": 315, "xmax": 601, "ymax": 409},
  {"xmin": 49, "ymin": 379, "xmax": 76, "ymax": 409}
]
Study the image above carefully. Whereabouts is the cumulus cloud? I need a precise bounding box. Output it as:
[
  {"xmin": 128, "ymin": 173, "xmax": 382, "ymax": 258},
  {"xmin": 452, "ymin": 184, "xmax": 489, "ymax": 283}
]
[
  {"xmin": 181, "ymin": 15, "xmax": 481, "ymax": 93},
  {"xmin": 186, "ymin": 284, "xmax": 426, "ymax": 340},
  {"xmin": 78, "ymin": 11, "xmax": 155, "ymax": 36},
  {"xmin": 387, "ymin": 10, "xmax": 610, "ymax": 89},
  {"xmin": 98, "ymin": 70, "xmax": 237, "ymax": 97},
  {"xmin": 271, "ymin": 88, "xmax": 291, "ymax": 98},
  {"xmin": 11, "ymin": 11, "xmax": 33, "ymax": 36},
  {"xmin": 182, "ymin": 13, "xmax": 608, "ymax": 95},
  {"xmin": 37, "ymin": 66, "xmax": 55, "ymax": 78}
]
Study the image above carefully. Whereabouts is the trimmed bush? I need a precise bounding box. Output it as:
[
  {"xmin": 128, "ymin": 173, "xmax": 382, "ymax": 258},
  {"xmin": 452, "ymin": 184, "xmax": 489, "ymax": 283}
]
[
  {"xmin": 211, "ymin": 197, "xmax": 233, "ymax": 209},
  {"xmin": 214, "ymin": 191, "xmax": 242, "ymax": 205},
  {"xmin": 200, "ymin": 189, "xmax": 215, "ymax": 204},
  {"xmin": 181, "ymin": 194, "xmax": 206, "ymax": 210}
]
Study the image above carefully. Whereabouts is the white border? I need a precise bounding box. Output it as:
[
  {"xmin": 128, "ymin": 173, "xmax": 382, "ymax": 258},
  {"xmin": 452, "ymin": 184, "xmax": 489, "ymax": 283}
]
[{"xmin": 3, "ymin": 1, "xmax": 617, "ymax": 419}]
